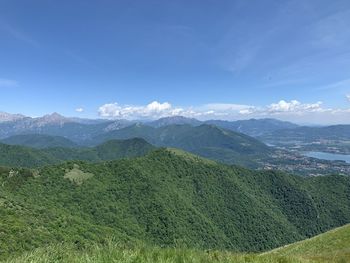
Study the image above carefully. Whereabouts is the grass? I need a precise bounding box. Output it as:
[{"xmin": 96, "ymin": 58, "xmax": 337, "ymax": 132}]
[
  {"xmin": 266, "ymin": 224, "xmax": 350, "ymax": 262},
  {"xmin": 4, "ymin": 243, "xmax": 305, "ymax": 263},
  {"xmin": 5, "ymin": 224, "xmax": 350, "ymax": 263}
]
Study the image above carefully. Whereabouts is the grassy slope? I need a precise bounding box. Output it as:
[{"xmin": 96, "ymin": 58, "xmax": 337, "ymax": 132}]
[
  {"xmin": 3, "ymin": 244, "xmax": 304, "ymax": 263},
  {"xmin": 6, "ymin": 224, "xmax": 350, "ymax": 263},
  {"xmin": 267, "ymin": 224, "xmax": 350, "ymax": 262}
]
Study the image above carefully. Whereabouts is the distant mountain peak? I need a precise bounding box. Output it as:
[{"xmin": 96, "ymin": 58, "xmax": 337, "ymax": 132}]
[
  {"xmin": 0, "ymin": 111, "xmax": 27, "ymax": 122},
  {"xmin": 35, "ymin": 112, "xmax": 72, "ymax": 125},
  {"xmin": 43, "ymin": 112, "xmax": 65, "ymax": 119}
]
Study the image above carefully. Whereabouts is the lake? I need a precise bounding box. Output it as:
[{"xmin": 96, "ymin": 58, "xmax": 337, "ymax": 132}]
[{"xmin": 303, "ymin": 151, "xmax": 350, "ymax": 163}]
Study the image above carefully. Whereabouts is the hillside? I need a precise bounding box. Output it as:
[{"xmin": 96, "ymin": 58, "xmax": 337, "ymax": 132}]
[
  {"xmin": 267, "ymin": 224, "xmax": 350, "ymax": 262},
  {"xmin": 93, "ymin": 124, "xmax": 272, "ymax": 167},
  {"xmin": 0, "ymin": 138, "xmax": 154, "ymax": 167},
  {"xmin": 145, "ymin": 116, "xmax": 299, "ymax": 137},
  {"xmin": 1, "ymin": 149, "xmax": 349, "ymax": 259},
  {"xmin": 205, "ymin": 118, "xmax": 299, "ymax": 137},
  {"xmin": 1, "ymin": 134, "xmax": 78, "ymax": 149}
]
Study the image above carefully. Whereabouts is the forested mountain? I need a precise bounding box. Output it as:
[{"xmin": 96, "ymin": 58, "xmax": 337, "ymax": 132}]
[
  {"xmin": 92, "ymin": 124, "xmax": 272, "ymax": 167},
  {"xmin": 1, "ymin": 134, "xmax": 78, "ymax": 149},
  {"xmin": 0, "ymin": 112, "xmax": 300, "ymax": 142},
  {"xmin": 1, "ymin": 148, "xmax": 349, "ymax": 260},
  {"xmin": 0, "ymin": 138, "xmax": 154, "ymax": 167}
]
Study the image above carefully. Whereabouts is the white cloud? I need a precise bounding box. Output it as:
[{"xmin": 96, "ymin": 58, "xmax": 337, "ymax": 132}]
[
  {"xmin": 75, "ymin": 108, "xmax": 84, "ymax": 113},
  {"xmin": 346, "ymin": 95, "xmax": 350, "ymax": 102},
  {"xmin": 266, "ymin": 100, "xmax": 324, "ymax": 113},
  {"xmin": 145, "ymin": 101, "xmax": 172, "ymax": 112},
  {"xmin": 0, "ymin": 78, "xmax": 18, "ymax": 88},
  {"xmin": 98, "ymin": 101, "xmax": 185, "ymax": 120},
  {"xmin": 98, "ymin": 99, "xmax": 350, "ymax": 124}
]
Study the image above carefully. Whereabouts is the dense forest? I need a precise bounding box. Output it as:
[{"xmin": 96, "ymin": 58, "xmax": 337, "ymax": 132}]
[{"xmin": 1, "ymin": 148, "xmax": 349, "ymax": 260}]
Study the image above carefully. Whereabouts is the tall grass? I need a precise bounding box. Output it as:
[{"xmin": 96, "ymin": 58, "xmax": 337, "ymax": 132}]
[{"xmin": 4, "ymin": 242, "xmax": 308, "ymax": 263}]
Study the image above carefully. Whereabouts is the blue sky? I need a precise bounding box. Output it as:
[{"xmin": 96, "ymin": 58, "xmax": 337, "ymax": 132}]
[{"xmin": 1, "ymin": 0, "xmax": 350, "ymax": 124}]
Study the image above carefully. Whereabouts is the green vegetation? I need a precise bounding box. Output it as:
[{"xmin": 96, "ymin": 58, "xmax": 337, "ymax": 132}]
[
  {"xmin": 3, "ymin": 243, "xmax": 305, "ymax": 263},
  {"xmin": 1, "ymin": 149, "xmax": 349, "ymax": 260},
  {"xmin": 5, "ymin": 224, "xmax": 350, "ymax": 262},
  {"xmin": 267, "ymin": 224, "xmax": 350, "ymax": 262},
  {"xmin": 93, "ymin": 123, "xmax": 272, "ymax": 167},
  {"xmin": 64, "ymin": 164, "xmax": 94, "ymax": 185},
  {"xmin": 0, "ymin": 138, "xmax": 155, "ymax": 167},
  {"xmin": 1, "ymin": 134, "xmax": 78, "ymax": 149}
]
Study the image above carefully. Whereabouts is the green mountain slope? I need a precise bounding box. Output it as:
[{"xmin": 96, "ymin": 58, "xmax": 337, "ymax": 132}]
[
  {"xmin": 1, "ymin": 149, "xmax": 349, "ymax": 259},
  {"xmin": 205, "ymin": 118, "xmax": 299, "ymax": 137},
  {"xmin": 1, "ymin": 134, "xmax": 78, "ymax": 149},
  {"xmin": 93, "ymin": 124, "xmax": 272, "ymax": 167},
  {"xmin": 0, "ymin": 138, "xmax": 154, "ymax": 167},
  {"xmin": 267, "ymin": 224, "xmax": 350, "ymax": 262}
]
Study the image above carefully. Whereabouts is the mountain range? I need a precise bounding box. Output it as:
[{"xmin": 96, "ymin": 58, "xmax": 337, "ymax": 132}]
[
  {"xmin": 0, "ymin": 138, "xmax": 154, "ymax": 168},
  {"xmin": 0, "ymin": 111, "xmax": 298, "ymax": 141},
  {"xmin": 92, "ymin": 123, "xmax": 272, "ymax": 167},
  {"xmin": 2, "ymin": 111, "xmax": 350, "ymax": 174}
]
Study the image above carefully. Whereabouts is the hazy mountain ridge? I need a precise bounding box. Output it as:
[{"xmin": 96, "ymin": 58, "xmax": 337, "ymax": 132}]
[
  {"xmin": 1, "ymin": 134, "xmax": 78, "ymax": 149},
  {"xmin": 205, "ymin": 118, "xmax": 299, "ymax": 137},
  {"xmin": 0, "ymin": 112, "xmax": 300, "ymax": 140},
  {"xmin": 0, "ymin": 138, "xmax": 155, "ymax": 167},
  {"xmin": 0, "ymin": 111, "xmax": 27, "ymax": 122}
]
